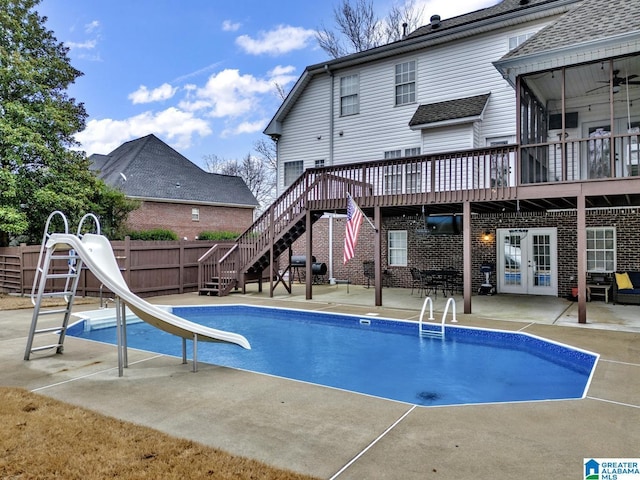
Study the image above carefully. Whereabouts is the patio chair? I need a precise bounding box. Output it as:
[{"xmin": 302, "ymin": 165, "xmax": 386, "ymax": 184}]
[
  {"xmin": 363, "ymin": 261, "xmax": 375, "ymax": 288},
  {"xmin": 410, "ymin": 267, "xmax": 423, "ymax": 296}
]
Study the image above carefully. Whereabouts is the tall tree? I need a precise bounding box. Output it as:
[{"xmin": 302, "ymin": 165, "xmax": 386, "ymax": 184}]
[
  {"xmin": 204, "ymin": 151, "xmax": 276, "ymax": 215},
  {"xmin": 316, "ymin": 0, "xmax": 424, "ymax": 59},
  {"xmin": 0, "ymin": 0, "xmax": 133, "ymax": 245}
]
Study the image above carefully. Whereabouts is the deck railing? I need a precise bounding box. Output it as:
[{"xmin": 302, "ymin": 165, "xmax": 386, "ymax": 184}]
[{"xmin": 521, "ymin": 131, "xmax": 639, "ymax": 183}]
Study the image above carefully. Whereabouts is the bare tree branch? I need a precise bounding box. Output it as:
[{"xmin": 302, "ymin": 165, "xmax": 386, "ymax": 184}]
[{"xmin": 316, "ymin": 0, "xmax": 423, "ymax": 59}]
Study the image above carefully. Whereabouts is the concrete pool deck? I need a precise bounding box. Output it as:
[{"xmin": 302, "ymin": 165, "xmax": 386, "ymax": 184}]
[{"xmin": 1, "ymin": 285, "xmax": 639, "ymax": 479}]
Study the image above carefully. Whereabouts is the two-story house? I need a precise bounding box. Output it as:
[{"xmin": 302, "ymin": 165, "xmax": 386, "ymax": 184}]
[{"xmin": 256, "ymin": 0, "xmax": 640, "ymax": 322}]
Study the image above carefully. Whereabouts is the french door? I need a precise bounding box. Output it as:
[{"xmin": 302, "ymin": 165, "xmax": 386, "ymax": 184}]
[{"xmin": 497, "ymin": 228, "xmax": 557, "ymax": 296}]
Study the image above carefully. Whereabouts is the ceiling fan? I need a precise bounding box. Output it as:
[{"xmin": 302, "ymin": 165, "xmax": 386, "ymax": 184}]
[{"xmin": 587, "ymin": 70, "xmax": 640, "ymax": 93}]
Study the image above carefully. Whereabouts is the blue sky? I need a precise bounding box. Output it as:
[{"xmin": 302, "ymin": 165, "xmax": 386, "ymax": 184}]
[{"xmin": 38, "ymin": 0, "xmax": 499, "ymax": 169}]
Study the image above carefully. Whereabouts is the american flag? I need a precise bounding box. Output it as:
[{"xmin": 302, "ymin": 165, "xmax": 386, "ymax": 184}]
[{"xmin": 343, "ymin": 196, "xmax": 364, "ymax": 264}]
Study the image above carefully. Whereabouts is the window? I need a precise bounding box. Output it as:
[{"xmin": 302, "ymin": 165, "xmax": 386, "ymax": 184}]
[
  {"xmin": 586, "ymin": 227, "xmax": 616, "ymax": 272},
  {"xmin": 384, "ymin": 149, "xmax": 422, "ymax": 193},
  {"xmin": 315, "ymin": 159, "xmax": 325, "ymax": 168},
  {"xmin": 395, "ymin": 60, "xmax": 416, "ymax": 106},
  {"xmin": 340, "ymin": 74, "xmax": 359, "ymax": 116},
  {"xmin": 384, "ymin": 165, "xmax": 403, "ymax": 194},
  {"xmin": 284, "ymin": 160, "xmax": 303, "ymax": 186},
  {"xmin": 405, "ymin": 163, "xmax": 422, "ymax": 193},
  {"xmin": 388, "ymin": 230, "xmax": 407, "ymax": 266},
  {"xmin": 509, "ymin": 32, "xmax": 534, "ymax": 50},
  {"xmin": 191, "ymin": 207, "xmax": 200, "ymax": 221},
  {"xmin": 404, "ymin": 147, "xmax": 420, "ymax": 157}
]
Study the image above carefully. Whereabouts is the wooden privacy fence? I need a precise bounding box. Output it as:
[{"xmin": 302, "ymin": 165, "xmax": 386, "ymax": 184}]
[{"xmin": 0, "ymin": 238, "xmax": 226, "ymax": 298}]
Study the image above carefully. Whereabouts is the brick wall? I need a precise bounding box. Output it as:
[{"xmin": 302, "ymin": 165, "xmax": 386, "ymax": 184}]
[
  {"xmin": 287, "ymin": 207, "xmax": 640, "ymax": 296},
  {"xmin": 127, "ymin": 201, "xmax": 254, "ymax": 240}
]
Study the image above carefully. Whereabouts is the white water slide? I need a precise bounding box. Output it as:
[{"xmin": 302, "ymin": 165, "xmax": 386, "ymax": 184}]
[{"xmin": 25, "ymin": 230, "xmax": 250, "ymax": 374}]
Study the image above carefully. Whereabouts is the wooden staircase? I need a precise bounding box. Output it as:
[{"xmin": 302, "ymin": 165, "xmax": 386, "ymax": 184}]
[{"xmin": 198, "ymin": 171, "xmax": 330, "ymax": 297}]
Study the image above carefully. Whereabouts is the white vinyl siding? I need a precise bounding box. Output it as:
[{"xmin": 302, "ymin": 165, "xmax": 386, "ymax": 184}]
[
  {"xmin": 277, "ymin": 75, "xmax": 331, "ymax": 193},
  {"xmin": 276, "ymin": 15, "xmax": 555, "ymax": 174}
]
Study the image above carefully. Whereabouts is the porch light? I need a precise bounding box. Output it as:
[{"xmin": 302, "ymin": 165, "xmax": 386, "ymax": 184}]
[{"xmin": 482, "ymin": 230, "xmax": 492, "ymax": 242}]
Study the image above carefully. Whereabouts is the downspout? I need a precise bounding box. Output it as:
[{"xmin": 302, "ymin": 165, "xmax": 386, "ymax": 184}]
[
  {"xmin": 325, "ymin": 64, "xmax": 334, "ymax": 166},
  {"xmin": 325, "ymin": 64, "xmax": 336, "ymax": 282}
]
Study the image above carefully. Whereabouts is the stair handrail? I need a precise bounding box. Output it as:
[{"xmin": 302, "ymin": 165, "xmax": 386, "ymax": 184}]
[{"xmin": 31, "ymin": 211, "xmax": 70, "ymax": 305}]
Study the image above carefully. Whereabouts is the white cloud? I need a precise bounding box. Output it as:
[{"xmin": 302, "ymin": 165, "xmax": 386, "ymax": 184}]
[
  {"xmin": 222, "ymin": 19, "xmax": 241, "ymax": 32},
  {"xmin": 223, "ymin": 119, "xmax": 269, "ymax": 137},
  {"xmin": 66, "ymin": 39, "xmax": 97, "ymax": 50},
  {"xmin": 84, "ymin": 20, "xmax": 100, "ymax": 34},
  {"xmin": 76, "ymin": 107, "xmax": 212, "ymax": 155},
  {"xmin": 180, "ymin": 67, "xmax": 296, "ymax": 118},
  {"xmin": 236, "ymin": 25, "xmax": 316, "ymax": 55},
  {"xmin": 128, "ymin": 83, "xmax": 178, "ymax": 104}
]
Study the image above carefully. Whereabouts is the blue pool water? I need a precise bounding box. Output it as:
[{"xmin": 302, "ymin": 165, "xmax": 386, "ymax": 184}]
[{"xmin": 68, "ymin": 305, "xmax": 598, "ymax": 406}]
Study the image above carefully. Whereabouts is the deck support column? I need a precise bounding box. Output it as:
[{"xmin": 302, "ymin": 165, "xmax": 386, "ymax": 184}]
[
  {"xmin": 463, "ymin": 201, "xmax": 472, "ymax": 314},
  {"xmin": 374, "ymin": 206, "xmax": 382, "ymax": 307},
  {"xmin": 306, "ymin": 208, "xmax": 313, "ymax": 300},
  {"xmin": 577, "ymin": 193, "xmax": 587, "ymax": 323}
]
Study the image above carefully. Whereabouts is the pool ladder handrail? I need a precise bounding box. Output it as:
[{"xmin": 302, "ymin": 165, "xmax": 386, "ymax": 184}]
[{"xmin": 418, "ymin": 297, "xmax": 457, "ymax": 340}]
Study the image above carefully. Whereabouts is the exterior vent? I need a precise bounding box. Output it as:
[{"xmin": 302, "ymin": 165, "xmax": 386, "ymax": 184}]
[
  {"xmin": 430, "ymin": 15, "xmax": 441, "ymax": 29},
  {"xmin": 519, "ymin": 0, "xmax": 530, "ymax": 4}
]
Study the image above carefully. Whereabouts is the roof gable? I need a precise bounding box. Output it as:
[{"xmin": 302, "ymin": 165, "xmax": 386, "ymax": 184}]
[{"xmin": 90, "ymin": 134, "xmax": 258, "ymax": 208}]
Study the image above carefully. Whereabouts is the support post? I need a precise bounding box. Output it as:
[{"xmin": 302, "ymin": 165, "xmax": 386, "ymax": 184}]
[
  {"xmin": 374, "ymin": 205, "xmax": 382, "ymax": 307},
  {"xmin": 577, "ymin": 193, "xmax": 587, "ymax": 323},
  {"xmin": 463, "ymin": 201, "xmax": 472, "ymax": 314},
  {"xmin": 306, "ymin": 209, "xmax": 313, "ymax": 300}
]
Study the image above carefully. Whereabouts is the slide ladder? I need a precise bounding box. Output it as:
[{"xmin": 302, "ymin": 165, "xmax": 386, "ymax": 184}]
[
  {"xmin": 418, "ymin": 297, "xmax": 457, "ymax": 340},
  {"xmin": 24, "ymin": 212, "xmax": 100, "ymax": 360}
]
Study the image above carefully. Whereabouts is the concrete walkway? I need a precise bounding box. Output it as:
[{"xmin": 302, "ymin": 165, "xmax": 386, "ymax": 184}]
[{"xmin": 1, "ymin": 286, "xmax": 638, "ymax": 479}]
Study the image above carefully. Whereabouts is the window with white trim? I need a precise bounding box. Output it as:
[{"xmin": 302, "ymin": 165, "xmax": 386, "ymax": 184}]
[
  {"xmin": 383, "ymin": 149, "xmax": 422, "ymax": 193},
  {"xmin": 388, "ymin": 230, "xmax": 407, "ymax": 266},
  {"xmin": 284, "ymin": 160, "xmax": 303, "ymax": 186},
  {"xmin": 315, "ymin": 159, "xmax": 325, "ymax": 168},
  {"xmin": 395, "ymin": 60, "xmax": 416, "ymax": 106},
  {"xmin": 191, "ymin": 207, "xmax": 200, "ymax": 221},
  {"xmin": 340, "ymin": 74, "xmax": 359, "ymax": 116},
  {"xmin": 384, "ymin": 164, "xmax": 403, "ymax": 194},
  {"xmin": 586, "ymin": 227, "xmax": 616, "ymax": 272},
  {"xmin": 509, "ymin": 32, "xmax": 534, "ymax": 50}
]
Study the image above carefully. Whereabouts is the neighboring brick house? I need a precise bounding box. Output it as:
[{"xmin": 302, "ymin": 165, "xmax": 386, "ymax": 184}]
[{"xmin": 90, "ymin": 134, "xmax": 258, "ymax": 239}]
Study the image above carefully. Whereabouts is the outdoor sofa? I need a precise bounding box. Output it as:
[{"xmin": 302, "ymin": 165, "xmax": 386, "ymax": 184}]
[{"xmin": 612, "ymin": 271, "xmax": 640, "ymax": 305}]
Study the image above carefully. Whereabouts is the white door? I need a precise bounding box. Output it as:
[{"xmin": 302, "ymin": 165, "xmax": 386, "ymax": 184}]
[{"xmin": 497, "ymin": 228, "xmax": 557, "ymax": 296}]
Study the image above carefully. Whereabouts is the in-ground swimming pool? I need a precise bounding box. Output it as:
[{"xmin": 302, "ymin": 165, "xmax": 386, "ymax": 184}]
[{"xmin": 68, "ymin": 305, "xmax": 598, "ymax": 406}]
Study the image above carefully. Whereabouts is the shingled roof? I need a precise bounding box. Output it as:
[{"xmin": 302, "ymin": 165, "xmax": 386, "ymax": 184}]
[
  {"xmin": 409, "ymin": 94, "xmax": 491, "ymax": 129},
  {"xmin": 501, "ymin": 0, "xmax": 640, "ymax": 61},
  {"xmin": 90, "ymin": 134, "xmax": 259, "ymax": 208},
  {"xmin": 406, "ymin": 0, "xmax": 571, "ymax": 40}
]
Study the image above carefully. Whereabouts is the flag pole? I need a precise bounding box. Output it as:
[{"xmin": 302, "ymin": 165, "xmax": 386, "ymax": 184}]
[{"xmin": 347, "ymin": 192, "xmax": 377, "ymax": 232}]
